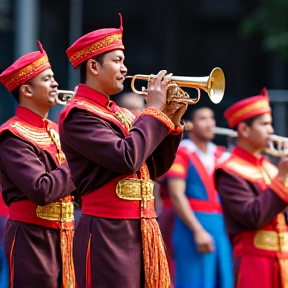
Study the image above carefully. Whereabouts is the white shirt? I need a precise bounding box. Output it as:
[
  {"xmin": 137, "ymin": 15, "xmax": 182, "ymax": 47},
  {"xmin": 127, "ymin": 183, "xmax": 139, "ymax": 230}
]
[
  {"xmin": 179, "ymin": 139, "xmax": 217, "ymax": 175},
  {"xmin": 179, "ymin": 139, "xmax": 231, "ymax": 175}
]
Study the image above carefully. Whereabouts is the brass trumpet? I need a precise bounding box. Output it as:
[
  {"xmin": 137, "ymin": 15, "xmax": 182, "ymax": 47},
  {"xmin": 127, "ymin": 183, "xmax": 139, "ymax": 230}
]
[
  {"xmin": 212, "ymin": 126, "xmax": 288, "ymax": 157},
  {"xmin": 125, "ymin": 67, "xmax": 225, "ymax": 105}
]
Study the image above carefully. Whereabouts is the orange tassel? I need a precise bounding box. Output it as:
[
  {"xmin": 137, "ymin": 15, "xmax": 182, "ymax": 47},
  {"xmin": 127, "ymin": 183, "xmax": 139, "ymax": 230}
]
[
  {"xmin": 60, "ymin": 222, "xmax": 75, "ymax": 288},
  {"xmin": 278, "ymin": 259, "xmax": 288, "ymax": 288},
  {"xmin": 139, "ymin": 163, "xmax": 172, "ymax": 287},
  {"xmin": 141, "ymin": 218, "xmax": 172, "ymax": 288}
]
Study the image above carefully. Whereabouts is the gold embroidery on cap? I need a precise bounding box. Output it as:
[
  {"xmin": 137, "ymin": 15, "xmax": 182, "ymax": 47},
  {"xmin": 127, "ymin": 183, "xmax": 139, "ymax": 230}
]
[
  {"xmin": 70, "ymin": 33, "xmax": 122, "ymax": 65},
  {"xmin": 4, "ymin": 55, "xmax": 49, "ymax": 89}
]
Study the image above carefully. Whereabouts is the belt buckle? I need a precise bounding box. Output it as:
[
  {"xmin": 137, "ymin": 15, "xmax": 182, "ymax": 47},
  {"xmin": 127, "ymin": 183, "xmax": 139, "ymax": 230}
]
[
  {"xmin": 116, "ymin": 179, "xmax": 142, "ymax": 200},
  {"xmin": 116, "ymin": 178, "xmax": 154, "ymax": 200},
  {"xmin": 36, "ymin": 201, "xmax": 74, "ymax": 222},
  {"xmin": 254, "ymin": 231, "xmax": 279, "ymax": 251}
]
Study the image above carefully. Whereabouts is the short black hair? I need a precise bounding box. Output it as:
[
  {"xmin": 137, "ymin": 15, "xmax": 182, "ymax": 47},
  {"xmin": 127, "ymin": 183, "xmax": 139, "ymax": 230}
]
[
  {"xmin": 189, "ymin": 106, "xmax": 212, "ymax": 122},
  {"xmin": 11, "ymin": 86, "xmax": 20, "ymax": 103},
  {"xmin": 232, "ymin": 114, "xmax": 261, "ymax": 131},
  {"xmin": 79, "ymin": 52, "xmax": 108, "ymax": 84}
]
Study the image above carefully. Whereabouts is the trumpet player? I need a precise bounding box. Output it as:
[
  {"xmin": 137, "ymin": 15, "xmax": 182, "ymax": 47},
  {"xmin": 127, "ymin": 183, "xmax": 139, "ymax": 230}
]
[
  {"xmin": 58, "ymin": 13, "xmax": 187, "ymax": 288},
  {"xmin": 215, "ymin": 88, "xmax": 288, "ymax": 288},
  {"xmin": 0, "ymin": 41, "xmax": 76, "ymax": 288}
]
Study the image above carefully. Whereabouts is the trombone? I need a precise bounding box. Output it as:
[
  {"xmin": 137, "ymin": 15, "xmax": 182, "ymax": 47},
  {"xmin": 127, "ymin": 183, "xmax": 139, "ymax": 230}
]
[{"xmin": 126, "ymin": 67, "xmax": 225, "ymax": 105}]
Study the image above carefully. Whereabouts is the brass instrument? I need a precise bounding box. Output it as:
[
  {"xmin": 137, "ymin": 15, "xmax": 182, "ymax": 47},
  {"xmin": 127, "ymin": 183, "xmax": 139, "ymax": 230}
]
[
  {"xmin": 212, "ymin": 126, "xmax": 237, "ymax": 137},
  {"xmin": 212, "ymin": 127, "xmax": 288, "ymax": 157},
  {"xmin": 126, "ymin": 67, "xmax": 225, "ymax": 105},
  {"xmin": 57, "ymin": 90, "xmax": 75, "ymax": 105}
]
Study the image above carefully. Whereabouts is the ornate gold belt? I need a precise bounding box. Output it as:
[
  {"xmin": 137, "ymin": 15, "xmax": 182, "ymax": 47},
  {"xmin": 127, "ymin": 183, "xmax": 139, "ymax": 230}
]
[
  {"xmin": 36, "ymin": 201, "xmax": 74, "ymax": 222},
  {"xmin": 116, "ymin": 178, "xmax": 154, "ymax": 200},
  {"xmin": 254, "ymin": 231, "xmax": 288, "ymax": 252}
]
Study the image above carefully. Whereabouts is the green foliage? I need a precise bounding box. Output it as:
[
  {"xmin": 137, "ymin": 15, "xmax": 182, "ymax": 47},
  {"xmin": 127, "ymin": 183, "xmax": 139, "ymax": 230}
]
[{"xmin": 240, "ymin": 0, "xmax": 288, "ymax": 60}]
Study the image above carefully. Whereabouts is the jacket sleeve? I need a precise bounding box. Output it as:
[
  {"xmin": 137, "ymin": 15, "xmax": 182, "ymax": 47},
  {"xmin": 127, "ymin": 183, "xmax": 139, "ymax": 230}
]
[
  {"xmin": 148, "ymin": 132, "xmax": 184, "ymax": 179},
  {"xmin": 215, "ymin": 169, "xmax": 288, "ymax": 230},
  {"xmin": 0, "ymin": 134, "xmax": 75, "ymax": 206},
  {"xmin": 60, "ymin": 109, "xmax": 174, "ymax": 175}
]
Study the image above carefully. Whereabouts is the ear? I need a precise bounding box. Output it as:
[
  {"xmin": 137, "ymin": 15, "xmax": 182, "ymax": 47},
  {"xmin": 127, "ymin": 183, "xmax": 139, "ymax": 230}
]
[
  {"xmin": 87, "ymin": 59, "xmax": 99, "ymax": 76},
  {"xmin": 237, "ymin": 122, "xmax": 250, "ymax": 138},
  {"xmin": 185, "ymin": 121, "xmax": 193, "ymax": 131},
  {"xmin": 20, "ymin": 84, "xmax": 33, "ymax": 98}
]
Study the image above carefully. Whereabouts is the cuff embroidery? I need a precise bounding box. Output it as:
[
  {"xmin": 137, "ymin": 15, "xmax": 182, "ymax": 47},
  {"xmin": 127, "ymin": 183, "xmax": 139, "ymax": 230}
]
[
  {"xmin": 171, "ymin": 125, "xmax": 184, "ymax": 135},
  {"xmin": 142, "ymin": 108, "xmax": 174, "ymax": 132}
]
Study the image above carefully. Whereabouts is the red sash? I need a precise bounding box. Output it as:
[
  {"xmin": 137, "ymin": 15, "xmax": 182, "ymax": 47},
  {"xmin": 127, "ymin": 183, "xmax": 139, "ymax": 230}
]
[
  {"xmin": 81, "ymin": 176, "xmax": 156, "ymax": 219},
  {"xmin": 232, "ymin": 229, "xmax": 288, "ymax": 259},
  {"xmin": 185, "ymin": 146, "xmax": 224, "ymax": 213},
  {"xmin": 9, "ymin": 200, "xmax": 63, "ymax": 229},
  {"xmin": 0, "ymin": 191, "xmax": 8, "ymax": 217},
  {"xmin": 188, "ymin": 199, "xmax": 222, "ymax": 213}
]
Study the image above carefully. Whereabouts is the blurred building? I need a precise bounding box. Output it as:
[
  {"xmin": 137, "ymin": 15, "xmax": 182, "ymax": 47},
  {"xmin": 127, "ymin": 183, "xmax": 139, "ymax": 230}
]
[{"xmin": 0, "ymin": 0, "xmax": 288, "ymax": 145}]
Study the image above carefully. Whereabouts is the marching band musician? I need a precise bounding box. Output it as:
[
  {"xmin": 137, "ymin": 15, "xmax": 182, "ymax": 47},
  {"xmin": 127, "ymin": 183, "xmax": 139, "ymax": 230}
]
[
  {"xmin": 165, "ymin": 106, "xmax": 233, "ymax": 288},
  {"xmin": 58, "ymin": 13, "xmax": 187, "ymax": 288},
  {"xmin": 0, "ymin": 41, "xmax": 76, "ymax": 288},
  {"xmin": 215, "ymin": 88, "xmax": 288, "ymax": 288}
]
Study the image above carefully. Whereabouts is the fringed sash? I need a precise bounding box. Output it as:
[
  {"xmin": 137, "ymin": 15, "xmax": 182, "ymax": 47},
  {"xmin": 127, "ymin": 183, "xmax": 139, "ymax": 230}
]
[
  {"xmin": 61, "ymin": 221, "xmax": 75, "ymax": 288},
  {"xmin": 139, "ymin": 165, "xmax": 172, "ymax": 288}
]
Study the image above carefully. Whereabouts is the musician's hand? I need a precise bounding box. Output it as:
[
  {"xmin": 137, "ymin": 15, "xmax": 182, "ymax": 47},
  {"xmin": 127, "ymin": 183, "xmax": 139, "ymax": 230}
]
[
  {"xmin": 277, "ymin": 156, "xmax": 288, "ymax": 185},
  {"xmin": 145, "ymin": 70, "xmax": 170, "ymax": 111},
  {"xmin": 171, "ymin": 104, "xmax": 188, "ymax": 127},
  {"xmin": 162, "ymin": 101, "xmax": 182, "ymax": 119},
  {"xmin": 193, "ymin": 228, "xmax": 215, "ymax": 253},
  {"xmin": 162, "ymin": 101, "xmax": 187, "ymax": 127}
]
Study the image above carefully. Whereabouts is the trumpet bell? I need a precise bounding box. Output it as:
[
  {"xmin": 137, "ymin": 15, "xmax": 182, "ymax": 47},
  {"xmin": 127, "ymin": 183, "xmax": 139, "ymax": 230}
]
[
  {"xmin": 208, "ymin": 67, "xmax": 225, "ymax": 104},
  {"xmin": 170, "ymin": 67, "xmax": 225, "ymax": 104}
]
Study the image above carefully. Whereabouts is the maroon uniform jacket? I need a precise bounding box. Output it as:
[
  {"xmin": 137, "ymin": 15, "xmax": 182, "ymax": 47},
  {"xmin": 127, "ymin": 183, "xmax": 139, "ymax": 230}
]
[
  {"xmin": 0, "ymin": 106, "xmax": 75, "ymax": 288},
  {"xmin": 58, "ymin": 84, "xmax": 183, "ymax": 288}
]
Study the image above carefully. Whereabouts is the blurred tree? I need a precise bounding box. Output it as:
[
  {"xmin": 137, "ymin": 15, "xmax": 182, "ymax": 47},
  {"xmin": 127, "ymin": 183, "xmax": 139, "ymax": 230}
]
[{"xmin": 240, "ymin": 0, "xmax": 288, "ymax": 60}]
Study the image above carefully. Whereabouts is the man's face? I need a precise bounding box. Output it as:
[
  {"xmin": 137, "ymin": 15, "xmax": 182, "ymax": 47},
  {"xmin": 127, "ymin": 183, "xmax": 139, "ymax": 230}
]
[
  {"xmin": 96, "ymin": 50, "xmax": 127, "ymax": 96},
  {"xmin": 27, "ymin": 68, "xmax": 59, "ymax": 107},
  {"xmin": 191, "ymin": 108, "xmax": 215, "ymax": 141},
  {"xmin": 242, "ymin": 113, "xmax": 274, "ymax": 151}
]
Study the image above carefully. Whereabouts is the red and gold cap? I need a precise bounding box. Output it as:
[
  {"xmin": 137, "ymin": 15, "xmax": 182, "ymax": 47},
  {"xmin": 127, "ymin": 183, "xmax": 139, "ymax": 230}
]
[
  {"xmin": 224, "ymin": 88, "xmax": 271, "ymax": 128},
  {"xmin": 0, "ymin": 41, "xmax": 51, "ymax": 92},
  {"xmin": 66, "ymin": 13, "xmax": 124, "ymax": 68}
]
